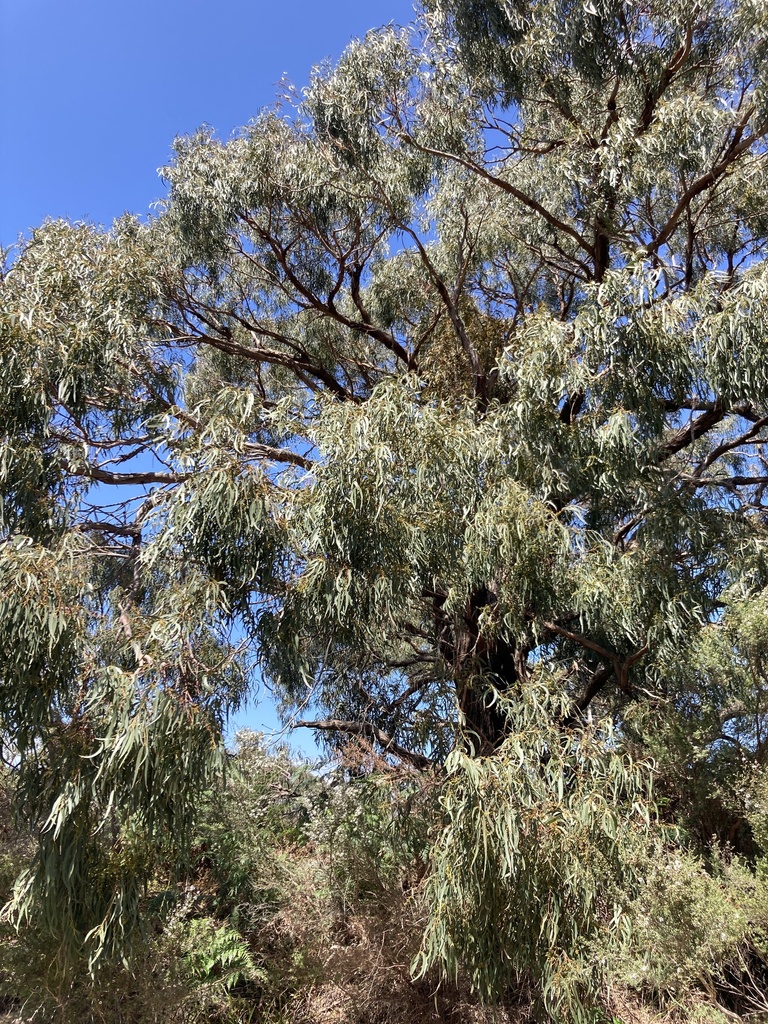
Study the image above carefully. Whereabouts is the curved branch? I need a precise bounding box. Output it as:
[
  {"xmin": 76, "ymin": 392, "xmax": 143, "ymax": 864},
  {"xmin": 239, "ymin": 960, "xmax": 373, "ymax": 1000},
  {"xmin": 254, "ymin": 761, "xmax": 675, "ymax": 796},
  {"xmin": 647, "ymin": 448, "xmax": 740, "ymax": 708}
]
[
  {"xmin": 293, "ymin": 718, "xmax": 434, "ymax": 770},
  {"xmin": 399, "ymin": 132, "xmax": 593, "ymax": 257},
  {"xmin": 71, "ymin": 464, "xmax": 189, "ymax": 486},
  {"xmin": 647, "ymin": 117, "xmax": 767, "ymax": 256}
]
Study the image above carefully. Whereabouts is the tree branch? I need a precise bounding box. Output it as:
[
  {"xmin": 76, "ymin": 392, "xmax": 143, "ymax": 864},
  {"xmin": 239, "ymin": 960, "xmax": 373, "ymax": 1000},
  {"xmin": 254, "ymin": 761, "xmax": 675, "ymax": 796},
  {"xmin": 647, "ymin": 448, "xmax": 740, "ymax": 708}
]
[
  {"xmin": 399, "ymin": 132, "xmax": 593, "ymax": 258},
  {"xmin": 293, "ymin": 718, "xmax": 434, "ymax": 770},
  {"xmin": 70, "ymin": 465, "xmax": 189, "ymax": 486},
  {"xmin": 659, "ymin": 403, "xmax": 728, "ymax": 459},
  {"xmin": 647, "ymin": 116, "xmax": 767, "ymax": 256}
]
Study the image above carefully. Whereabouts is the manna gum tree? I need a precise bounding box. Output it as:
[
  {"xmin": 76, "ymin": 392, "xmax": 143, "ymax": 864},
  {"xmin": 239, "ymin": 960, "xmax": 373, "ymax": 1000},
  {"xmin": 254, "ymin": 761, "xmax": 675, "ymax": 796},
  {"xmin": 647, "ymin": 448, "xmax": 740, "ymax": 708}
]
[{"xmin": 2, "ymin": 0, "xmax": 768, "ymax": 1010}]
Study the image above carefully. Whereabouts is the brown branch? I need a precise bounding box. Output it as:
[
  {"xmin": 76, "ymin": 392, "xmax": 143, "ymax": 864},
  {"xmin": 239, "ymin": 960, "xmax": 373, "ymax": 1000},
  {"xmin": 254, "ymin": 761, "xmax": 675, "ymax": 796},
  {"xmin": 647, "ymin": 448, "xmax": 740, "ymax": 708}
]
[
  {"xmin": 348, "ymin": 263, "xmax": 418, "ymax": 374},
  {"xmin": 399, "ymin": 132, "xmax": 593, "ymax": 258},
  {"xmin": 647, "ymin": 116, "xmax": 766, "ymax": 256},
  {"xmin": 541, "ymin": 620, "xmax": 619, "ymax": 664},
  {"xmin": 71, "ymin": 464, "xmax": 189, "ymax": 486},
  {"xmin": 681, "ymin": 474, "xmax": 768, "ymax": 490},
  {"xmin": 662, "ymin": 399, "xmax": 762, "ymax": 423},
  {"xmin": 188, "ymin": 330, "xmax": 355, "ymax": 402},
  {"xmin": 131, "ymin": 381, "xmax": 314, "ymax": 470},
  {"xmin": 243, "ymin": 443, "xmax": 313, "ymax": 470},
  {"xmin": 293, "ymin": 718, "xmax": 434, "ymax": 770},
  {"xmin": 690, "ymin": 416, "xmax": 768, "ymax": 477},
  {"xmin": 637, "ymin": 22, "xmax": 694, "ymax": 135},
  {"xmin": 383, "ymin": 676, "xmax": 431, "ymax": 710},
  {"xmin": 542, "ymin": 621, "xmax": 648, "ymax": 696},
  {"xmin": 561, "ymin": 665, "xmax": 613, "ymax": 727},
  {"xmin": 251, "ymin": 224, "xmax": 418, "ymax": 371},
  {"xmin": 400, "ymin": 225, "xmax": 488, "ymax": 403},
  {"xmin": 659, "ymin": 403, "xmax": 728, "ymax": 459},
  {"xmin": 77, "ymin": 520, "xmax": 141, "ymax": 538}
]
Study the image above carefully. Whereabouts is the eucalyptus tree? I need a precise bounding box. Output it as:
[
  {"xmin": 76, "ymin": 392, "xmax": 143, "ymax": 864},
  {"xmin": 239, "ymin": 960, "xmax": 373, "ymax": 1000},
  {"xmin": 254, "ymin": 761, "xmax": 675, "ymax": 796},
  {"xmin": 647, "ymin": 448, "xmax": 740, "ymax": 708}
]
[{"xmin": 2, "ymin": 0, "xmax": 768, "ymax": 1006}]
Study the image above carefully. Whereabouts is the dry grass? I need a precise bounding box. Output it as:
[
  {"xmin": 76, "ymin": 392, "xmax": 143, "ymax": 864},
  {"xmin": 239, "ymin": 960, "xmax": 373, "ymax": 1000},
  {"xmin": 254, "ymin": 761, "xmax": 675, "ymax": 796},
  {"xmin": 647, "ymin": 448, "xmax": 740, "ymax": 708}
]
[{"xmin": 277, "ymin": 904, "xmax": 534, "ymax": 1024}]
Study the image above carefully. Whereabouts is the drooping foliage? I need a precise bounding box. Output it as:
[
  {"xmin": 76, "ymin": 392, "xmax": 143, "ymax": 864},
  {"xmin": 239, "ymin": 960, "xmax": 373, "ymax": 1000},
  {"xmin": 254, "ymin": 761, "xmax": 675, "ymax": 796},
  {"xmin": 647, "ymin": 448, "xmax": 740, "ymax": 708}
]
[
  {"xmin": 0, "ymin": 732, "xmax": 767, "ymax": 1024},
  {"xmin": 415, "ymin": 683, "xmax": 654, "ymax": 1020},
  {"xmin": 2, "ymin": 0, "xmax": 768, "ymax": 1015}
]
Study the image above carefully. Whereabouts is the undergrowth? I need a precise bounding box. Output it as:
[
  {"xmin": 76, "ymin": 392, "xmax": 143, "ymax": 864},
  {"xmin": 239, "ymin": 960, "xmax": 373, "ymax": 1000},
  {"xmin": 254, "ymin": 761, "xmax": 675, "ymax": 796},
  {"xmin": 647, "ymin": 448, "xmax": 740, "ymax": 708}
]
[{"xmin": 1, "ymin": 735, "xmax": 768, "ymax": 1024}]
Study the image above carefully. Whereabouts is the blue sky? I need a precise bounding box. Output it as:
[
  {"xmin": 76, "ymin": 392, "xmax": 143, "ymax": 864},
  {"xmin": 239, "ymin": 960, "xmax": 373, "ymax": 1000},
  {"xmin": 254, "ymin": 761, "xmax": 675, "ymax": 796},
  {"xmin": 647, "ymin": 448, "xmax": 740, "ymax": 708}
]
[
  {"xmin": 1, "ymin": 0, "xmax": 416, "ymax": 241},
  {"xmin": 2, "ymin": 0, "xmax": 416, "ymax": 752}
]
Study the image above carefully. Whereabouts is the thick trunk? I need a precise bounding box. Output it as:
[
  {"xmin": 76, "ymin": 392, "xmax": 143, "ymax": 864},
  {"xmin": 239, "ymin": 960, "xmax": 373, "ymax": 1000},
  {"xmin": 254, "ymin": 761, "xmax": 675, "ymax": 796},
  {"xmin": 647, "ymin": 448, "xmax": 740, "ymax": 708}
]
[
  {"xmin": 457, "ymin": 666, "xmax": 515, "ymax": 755},
  {"xmin": 451, "ymin": 587, "xmax": 523, "ymax": 755}
]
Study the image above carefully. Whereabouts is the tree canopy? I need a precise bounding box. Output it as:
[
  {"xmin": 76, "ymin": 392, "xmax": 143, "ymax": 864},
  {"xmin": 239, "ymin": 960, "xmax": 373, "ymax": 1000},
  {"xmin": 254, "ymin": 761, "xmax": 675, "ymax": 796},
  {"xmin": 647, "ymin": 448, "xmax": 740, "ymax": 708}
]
[{"xmin": 2, "ymin": 0, "xmax": 768, "ymax": 1015}]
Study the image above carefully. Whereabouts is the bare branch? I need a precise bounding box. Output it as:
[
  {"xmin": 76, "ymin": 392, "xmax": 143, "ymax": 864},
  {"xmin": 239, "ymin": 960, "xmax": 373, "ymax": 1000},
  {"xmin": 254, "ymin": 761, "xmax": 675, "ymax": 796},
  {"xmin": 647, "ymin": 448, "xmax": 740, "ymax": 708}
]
[
  {"xmin": 70, "ymin": 464, "xmax": 190, "ymax": 487},
  {"xmin": 659, "ymin": 404, "xmax": 728, "ymax": 459},
  {"xmin": 293, "ymin": 718, "xmax": 434, "ymax": 770},
  {"xmin": 647, "ymin": 116, "xmax": 767, "ymax": 256}
]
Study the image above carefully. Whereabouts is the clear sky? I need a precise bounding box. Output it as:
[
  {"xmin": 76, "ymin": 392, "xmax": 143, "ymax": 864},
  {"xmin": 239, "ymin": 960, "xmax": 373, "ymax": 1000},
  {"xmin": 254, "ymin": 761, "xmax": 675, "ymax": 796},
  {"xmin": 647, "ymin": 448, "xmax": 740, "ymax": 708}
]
[
  {"xmin": 2, "ymin": 0, "xmax": 417, "ymax": 751},
  {"xmin": 1, "ymin": 0, "xmax": 416, "ymax": 242}
]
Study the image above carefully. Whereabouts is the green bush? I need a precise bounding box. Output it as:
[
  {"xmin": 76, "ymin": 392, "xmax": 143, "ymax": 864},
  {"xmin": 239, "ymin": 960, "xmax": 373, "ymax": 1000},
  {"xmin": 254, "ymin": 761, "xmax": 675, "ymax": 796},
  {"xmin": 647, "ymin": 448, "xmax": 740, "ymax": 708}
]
[{"xmin": 607, "ymin": 846, "xmax": 768, "ymax": 1021}]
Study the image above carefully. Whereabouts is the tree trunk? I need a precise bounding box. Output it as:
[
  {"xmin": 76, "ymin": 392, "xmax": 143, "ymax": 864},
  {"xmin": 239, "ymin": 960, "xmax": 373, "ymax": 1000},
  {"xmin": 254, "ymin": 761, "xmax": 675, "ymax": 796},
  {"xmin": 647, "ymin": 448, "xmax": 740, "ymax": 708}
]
[{"xmin": 452, "ymin": 586, "xmax": 522, "ymax": 755}]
